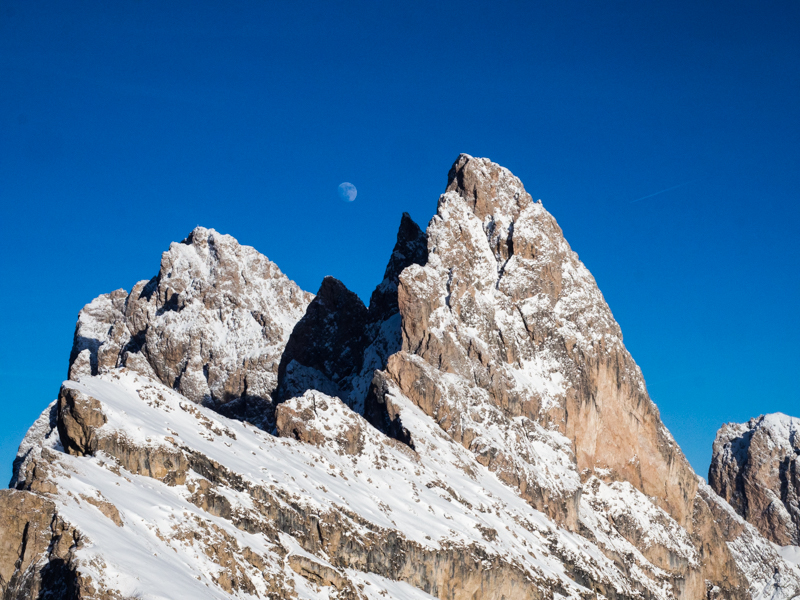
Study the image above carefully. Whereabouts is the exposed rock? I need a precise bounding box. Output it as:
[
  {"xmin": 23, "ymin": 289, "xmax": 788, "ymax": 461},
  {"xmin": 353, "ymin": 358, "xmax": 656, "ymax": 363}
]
[
  {"xmin": 68, "ymin": 288, "xmax": 129, "ymax": 381},
  {"xmin": 384, "ymin": 154, "xmax": 696, "ymax": 535},
  {"xmin": 709, "ymin": 413, "xmax": 800, "ymax": 546},
  {"xmin": 367, "ymin": 212, "xmax": 429, "ymax": 324},
  {"xmin": 275, "ymin": 277, "xmax": 371, "ymax": 405},
  {"xmin": 66, "ymin": 226, "xmax": 313, "ymax": 428},
  {"xmin": 287, "ymin": 554, "xmax": 347, "ymax": 590},
  {"xmin": 275, "ymin": 390, "xmax": 367, "ymax": 456},
  {"xmin": 363, "ymin": 370, "xmax": 415, "ymax": 448},
  {"xmin": 0, "ymin": 490, "xmax": 82, "ymax": 600},
  {"xmin": 57, "ymin": 387, "xmax": 107, "ymax": 456},
  {"xmin": 275, "ymin": 212, "xmax": 427, "ymax": 413},
  {"xmin": 53, "ymin": 381, "xmax": 189, "ymax": 486},
  {"xmin": 79, "ymin": 493, "xmax": 123, "ymax": 527}
]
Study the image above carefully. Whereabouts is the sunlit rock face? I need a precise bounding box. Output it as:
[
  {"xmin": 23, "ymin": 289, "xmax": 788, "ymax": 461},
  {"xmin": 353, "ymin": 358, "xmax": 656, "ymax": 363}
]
[
  {"xmin": 3, "ymin": 156, "xmax": 800, "ymax": 600},
  {"xmin": 385, "ymin": 154, "xmax": 697, "ymax": 530},
  {"xmin": 710, "ymin": 413, "xmax": 800, "ymax": 546},
  {"xmin": 67, "ymin": 226, "xmax": 314, "ymax": 428}
]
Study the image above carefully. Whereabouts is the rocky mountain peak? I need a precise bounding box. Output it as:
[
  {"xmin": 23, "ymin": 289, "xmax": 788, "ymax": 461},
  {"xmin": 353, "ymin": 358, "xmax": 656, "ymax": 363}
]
[
  {"xmin": 386, "ymin": 153, "xmax": 696, "ymax": 531},
  {"xmin": 446, "ymin": 154, "xmax": 531, "ymax": 219},
  {"xmin": 67, "ymin": 225, "xmax": 313, "ymax": 428},
  {"xmin": 3, "ymin": 158, "xmax": 800, "ymax": 600},
  {"xmin": 710, "ymin": 412, "xmax": 800, "ymax": 546},
  {"xmin": 444, "ymin": 154, "xmax": 535, "ymax": 263}
]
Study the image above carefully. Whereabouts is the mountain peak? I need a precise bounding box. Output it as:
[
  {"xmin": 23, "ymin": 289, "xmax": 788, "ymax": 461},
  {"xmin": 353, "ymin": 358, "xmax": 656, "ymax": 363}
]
[
  {"xmin": 445, "ymin": 154, "xmax": 532, "ymax": 224},
  {"xmin": 3, "ymin": 157, "xmax": 800, "ymax": 600},
  {"xmin": 66, "ymin": 224, "xmax": 313, "ymax": 427}
]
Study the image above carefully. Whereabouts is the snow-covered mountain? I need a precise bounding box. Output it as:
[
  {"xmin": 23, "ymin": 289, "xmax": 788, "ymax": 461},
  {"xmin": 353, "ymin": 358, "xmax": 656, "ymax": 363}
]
[{"xmin": 2, "ymin": 155, "xmax": 798, "ymax": 600}]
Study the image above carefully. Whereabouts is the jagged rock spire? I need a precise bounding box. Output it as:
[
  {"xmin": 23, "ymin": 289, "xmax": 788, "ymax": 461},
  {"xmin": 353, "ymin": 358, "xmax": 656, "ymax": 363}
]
[
  {"xmin": 274, "ymin": 212, "xmax": 428, "ymax": 413},
  {"xmin": 368, "ymin": 212, "xmax": 428, "ymax": 322}
]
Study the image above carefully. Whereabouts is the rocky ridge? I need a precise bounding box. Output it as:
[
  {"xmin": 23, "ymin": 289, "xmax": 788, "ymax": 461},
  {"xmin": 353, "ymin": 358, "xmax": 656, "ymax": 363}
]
[
  {"xmin": 67, "ymin": 226, "xmax": 313, "ymax": 428},
  {"xmin": 275, "ymin": 212, "xmax": 428, "ymax": 414},
  {"xmin": 2, "ymin": 155, "xmax": 799, "ymax": 600},
  {"xmin": 710, "ymin": 413, "xmax": 800, "ymax": 547}
]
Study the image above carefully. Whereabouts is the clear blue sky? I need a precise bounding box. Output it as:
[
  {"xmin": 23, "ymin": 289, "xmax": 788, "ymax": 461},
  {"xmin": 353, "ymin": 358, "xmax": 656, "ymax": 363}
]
[{"xmin": 1, "ymin": 1, "xmax": 798, "ymax": 481}]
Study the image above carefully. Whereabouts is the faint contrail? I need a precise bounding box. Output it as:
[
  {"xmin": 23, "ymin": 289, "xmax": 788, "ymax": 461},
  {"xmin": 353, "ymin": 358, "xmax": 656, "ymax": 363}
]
[{"xmin": 630, "ymin": 181, "xmax": 692, "ymax": 203}]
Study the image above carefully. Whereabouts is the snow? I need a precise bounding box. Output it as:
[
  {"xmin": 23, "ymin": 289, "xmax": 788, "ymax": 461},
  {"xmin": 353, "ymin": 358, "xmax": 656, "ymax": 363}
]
[
  {"xmin": 16, "ymin": 367, "xmax": 761, "ymax": 598},
  {"xmin": 582, "ymin": 477, "xmax": 698, "ymax": 568},
  {"xmin": 779, "ymin": 545, "xmax": 800, "ymax": 566},
  {"xmin": 509, "ymin": 355, "xmax": 566, "ymax": 412}
]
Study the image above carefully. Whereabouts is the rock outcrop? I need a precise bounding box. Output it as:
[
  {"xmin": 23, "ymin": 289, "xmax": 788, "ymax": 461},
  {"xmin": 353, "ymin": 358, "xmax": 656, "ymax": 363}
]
[
  {"xmin": 275, "ymin": 212, "xmax": 427, "ymax": 413},
  {"xmin": 67, "ymin": 226, "xmax": 313, "ymax": 428},
  {"xmin": 3, "ymin": 156, "xmax": 800, "ymax": 600},
  {"xmin": 710, "ymin": 413, "xmax": 800, "ymax": 546},
  {"xmin": 0, "ymin": 490, "xmax": 82, "ymax": 600}
]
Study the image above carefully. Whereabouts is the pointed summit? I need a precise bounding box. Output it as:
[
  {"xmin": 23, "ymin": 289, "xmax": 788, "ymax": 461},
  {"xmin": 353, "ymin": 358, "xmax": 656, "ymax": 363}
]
[
  {"xmin": 368, "ymin": 212, "xmax": 428, "ymax": 323},
  {"xmin": 274, "ymin": 276, "xmax": 370, "ymax": 403},
  {"xmin": 445, "ymin": 154, "xmax": 532, "ymax": 222}
]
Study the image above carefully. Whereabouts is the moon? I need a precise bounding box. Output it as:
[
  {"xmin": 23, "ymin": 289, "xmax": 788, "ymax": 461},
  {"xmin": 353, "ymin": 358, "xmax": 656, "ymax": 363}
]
[{"xmin": 338, "ymin": 182, "xmax": 357, "ymax": 202}]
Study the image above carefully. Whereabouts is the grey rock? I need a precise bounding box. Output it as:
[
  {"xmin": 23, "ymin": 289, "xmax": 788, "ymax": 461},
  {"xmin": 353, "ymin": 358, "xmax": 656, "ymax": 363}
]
[
  {"xmin": 710, "ymin": 413, "xmax": 800, "ymax": 545},
  {"xmin": 66, "ymin": 226, "xmax": 313, "ymax": 428}
]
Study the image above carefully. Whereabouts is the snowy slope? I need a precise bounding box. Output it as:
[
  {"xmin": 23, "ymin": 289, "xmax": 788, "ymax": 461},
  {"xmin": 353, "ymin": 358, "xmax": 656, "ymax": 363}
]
[{"xmin": 7, "ymin": 370, "xmax": 799, "ymax": 599}]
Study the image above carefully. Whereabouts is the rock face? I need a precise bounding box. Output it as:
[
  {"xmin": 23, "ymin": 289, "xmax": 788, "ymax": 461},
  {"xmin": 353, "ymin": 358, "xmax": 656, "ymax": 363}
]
[
  {"xmin": 275, "ymin": 212, "xmax": 427, "ymax": 413},
  {"xmin": 3, "ymin": 156, "xmax": 800, "ymax": 600},
  {"xmin": 709, "ymin": 413, "xmax": 800, "ymax": 546},
  {"xmin": 0, "ymin": 490, "xmax": 82, "ymax": 600},
  {"xmin": 379, "ymin": 155, "xmax": 697, "ymax": 529},
  {"xmin": 67, "ymin": 226, "xmax": 313, "ymax": 428}
]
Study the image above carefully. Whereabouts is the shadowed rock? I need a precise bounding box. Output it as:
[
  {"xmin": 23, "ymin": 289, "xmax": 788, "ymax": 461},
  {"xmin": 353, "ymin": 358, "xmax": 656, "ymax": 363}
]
[
  {"xmin": 368, "ymin": 212, "xmax": 429, "ymax": 323},
  {"xmin": 274, "ymin": 213, "xmax": 428, "ymax": 415},
  {"xmin": 274, "ymin": 276, "xmax": 371, "ymax": 404}
]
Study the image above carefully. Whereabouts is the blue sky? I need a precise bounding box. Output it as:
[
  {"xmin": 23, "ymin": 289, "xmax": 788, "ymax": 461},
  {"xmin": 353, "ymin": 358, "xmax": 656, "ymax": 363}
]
[{"xmin": 1, "ymin": 0, "xmax": 798, "ymax": 481}]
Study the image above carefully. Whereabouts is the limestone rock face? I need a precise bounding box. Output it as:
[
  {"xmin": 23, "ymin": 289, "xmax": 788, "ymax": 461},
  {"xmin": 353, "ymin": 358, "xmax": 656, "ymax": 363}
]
[
  {"xmin": 388, "ymin": 154, "xmax": 696, "ymax": 529},
  {"xmin": 709, "ymin": 413, "xmax": 800, "ymax": 546},
  {"xmin": 0, "ymin": 490, "xmax": 83, "ymax": 600},
  {"xmin": 67, "ymin": 226, "xmax": 313, "ymax": 427},
  {"xmin": 5, "ymin": 156, "xmax": 800, "ymax": 600}
]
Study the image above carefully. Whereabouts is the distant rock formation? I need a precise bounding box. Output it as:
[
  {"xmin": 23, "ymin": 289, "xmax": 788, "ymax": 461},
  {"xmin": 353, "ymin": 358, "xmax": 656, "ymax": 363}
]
[{"xmin": 710, "ymin": 413, "xmax": 800, "ymax": 546}]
